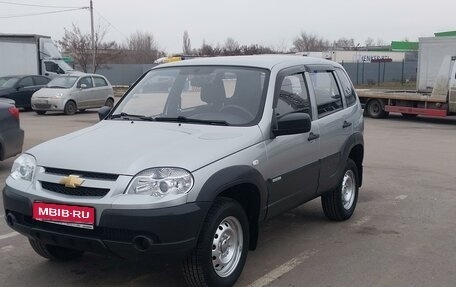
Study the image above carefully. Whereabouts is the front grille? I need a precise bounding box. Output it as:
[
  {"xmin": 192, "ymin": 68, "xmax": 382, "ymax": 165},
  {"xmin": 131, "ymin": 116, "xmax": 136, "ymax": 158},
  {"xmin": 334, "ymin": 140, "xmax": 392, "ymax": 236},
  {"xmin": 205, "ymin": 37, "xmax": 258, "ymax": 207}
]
[
  {"xmin": 44, "ymin": 167, "xmax": 118, "ymax": 181},
  {"xmin": 13, "ymin": 213, "xmax": 160, "ymax": 243},
  {"xmin": 41, "ymin": 181, "xmax": 109, "ymax": 197}
]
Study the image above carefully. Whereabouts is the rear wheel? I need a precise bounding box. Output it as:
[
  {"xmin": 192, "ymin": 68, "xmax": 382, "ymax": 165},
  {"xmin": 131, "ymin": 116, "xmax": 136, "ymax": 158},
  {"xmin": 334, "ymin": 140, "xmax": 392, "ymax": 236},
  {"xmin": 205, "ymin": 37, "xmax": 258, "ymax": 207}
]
[
  {"xmin": 321, "ymin": 159, "xmax": 359, "ymax": 221},
  {"xmin": 183, "ymin": 198, "xmax": 249, "ymax": 287},
  {"xmin": 35, "ymin": 111, "xmax": 46, "ymax": 115},
  {"xmin": 366, "ymin": 99, "xmax": 389, "ymax": 118},
  {"xmin": 64, "ymin": 101, "xmax": 77, "ymax": 115},
  {"xmin": 29, "ymin": 239, "xmax": 84, "ymax": 261}
]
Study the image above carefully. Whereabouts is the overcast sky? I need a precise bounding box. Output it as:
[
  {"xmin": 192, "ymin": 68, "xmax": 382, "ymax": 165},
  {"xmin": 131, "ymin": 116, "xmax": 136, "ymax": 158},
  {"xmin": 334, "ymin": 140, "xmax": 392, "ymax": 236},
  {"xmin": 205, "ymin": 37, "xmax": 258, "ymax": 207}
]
[{"xmin": 1, "ymin": 0, "xmax": 455, "ymax": 53}]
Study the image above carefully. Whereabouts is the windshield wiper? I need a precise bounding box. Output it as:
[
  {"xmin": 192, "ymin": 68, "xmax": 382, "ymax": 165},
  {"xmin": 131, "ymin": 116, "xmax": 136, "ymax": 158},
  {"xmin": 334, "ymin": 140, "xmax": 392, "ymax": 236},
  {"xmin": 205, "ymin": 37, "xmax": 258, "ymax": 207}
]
[
  {"xmin": 155, "ymin": 116, "xmax": 229, "ymax": 126},
  {"xmin": 110, "ymin": 112, "xmax": 155, "ymax": 121}
]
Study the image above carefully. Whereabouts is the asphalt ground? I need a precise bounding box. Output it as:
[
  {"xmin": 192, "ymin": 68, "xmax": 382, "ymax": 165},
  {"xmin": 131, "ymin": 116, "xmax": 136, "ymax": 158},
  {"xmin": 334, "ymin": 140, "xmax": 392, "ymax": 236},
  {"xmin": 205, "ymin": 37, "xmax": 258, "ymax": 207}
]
[{"xmin": 0, "ymin": 110, "xmax": 455, "ymax": 287}]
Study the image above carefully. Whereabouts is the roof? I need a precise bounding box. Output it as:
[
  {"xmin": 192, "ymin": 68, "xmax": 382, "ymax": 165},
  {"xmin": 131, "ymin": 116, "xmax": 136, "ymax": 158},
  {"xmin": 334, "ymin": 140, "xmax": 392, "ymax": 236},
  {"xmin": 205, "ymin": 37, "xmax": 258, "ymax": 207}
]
[
  {"xmin": 434, "ymin": 31, "xmax": 456, "ymax": 37},
  {"xmin": 0, "ymin": 34, "xmax": 50, "ymax": 39},
  {"xmin": 157, "ymin": 55, "xmax": 340, "ymax": 70}
]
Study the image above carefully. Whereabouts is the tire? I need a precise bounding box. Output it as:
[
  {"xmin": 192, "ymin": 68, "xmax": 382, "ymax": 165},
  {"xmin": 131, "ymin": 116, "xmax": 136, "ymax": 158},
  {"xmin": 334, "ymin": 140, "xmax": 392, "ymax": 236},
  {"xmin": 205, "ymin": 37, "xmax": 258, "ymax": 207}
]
[
  {"xmin": 366, "ymin": 99, "xmax": 389, "ymax": 118},
  {"xmin": 321, "ymin": 158, "xmax": 359, "ymax": 221},
  {"xmin": 35, "ymin": 111, "xmax": 46, "ymax": 115},
  {"xmin": 29, "ymin": 239, "xmax": 84, "ymax": 261},
  {"xmin": 402, "ymin": 113, "xmax": 418, "ymax": 118},
  {"xmin": 64, "ymin": 101, "xmax": 77, "ymax": 115},
  {"xmin": 105, "ymin": 98, "xmax": 114, "ymax": 108},
  {"xmin": 183, "ymin": 198, "xmax": 249, "ymax": 287}
]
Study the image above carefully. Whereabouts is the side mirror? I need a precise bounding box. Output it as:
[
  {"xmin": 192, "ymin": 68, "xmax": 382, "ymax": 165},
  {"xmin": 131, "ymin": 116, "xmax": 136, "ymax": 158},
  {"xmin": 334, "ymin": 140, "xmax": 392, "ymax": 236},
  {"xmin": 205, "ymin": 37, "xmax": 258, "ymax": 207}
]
[
  {"xmin": 80, "ymin": 84, "xmax": 87, "ymax": 89},
  {"xmin": 16, "ymin": 85, "xmax": 25, "ymax": 91},
  {"xmin": 272, "ymin": 113, "xmax": 311, "ymax": 137},
  {"xmin": 98, "ymin": 106, "xmax": 112, "ymax": 121}
]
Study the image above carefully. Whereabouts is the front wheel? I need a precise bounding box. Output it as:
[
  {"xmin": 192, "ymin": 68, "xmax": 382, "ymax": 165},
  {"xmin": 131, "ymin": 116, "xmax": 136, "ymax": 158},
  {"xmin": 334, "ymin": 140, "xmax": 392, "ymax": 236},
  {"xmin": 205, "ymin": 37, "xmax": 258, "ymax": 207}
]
[
  {"xmin": 64, "ymin": 101, "xmax": 77, "ymax": 115},
  {"xmin": 321, "ymin": 158, "xmax": 359, "ymax": 221},
  {"xmin": 29, "ymin": 239, "xmax": 84, "ymax": 261},
  {"xmin": 183, "ymin": 198, "xmax": 249, "ymax": 287},
  {"xmin": 105, "ymin": 98, "xmax": 114, "ymax": 108}
]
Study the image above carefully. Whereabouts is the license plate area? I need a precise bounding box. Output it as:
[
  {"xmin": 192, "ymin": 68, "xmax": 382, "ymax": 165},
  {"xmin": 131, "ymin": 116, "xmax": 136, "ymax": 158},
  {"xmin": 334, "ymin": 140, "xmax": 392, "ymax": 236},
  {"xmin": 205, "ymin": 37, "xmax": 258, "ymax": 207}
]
[{"xmin": 33, "ymin": 202, "xmax": 95, "ymax": 230}]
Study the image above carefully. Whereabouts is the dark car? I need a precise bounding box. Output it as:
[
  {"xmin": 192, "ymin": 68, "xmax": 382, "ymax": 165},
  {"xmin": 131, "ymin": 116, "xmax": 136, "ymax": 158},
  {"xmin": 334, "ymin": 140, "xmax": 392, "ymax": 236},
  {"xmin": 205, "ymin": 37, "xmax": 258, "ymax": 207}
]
[
  {"xmin": 0, "ymin": 100, "xmax": 24, "ymax": 161},
  {"xmin": 0, "ymin": 75, "xmax": 50, "ymax": 109}
]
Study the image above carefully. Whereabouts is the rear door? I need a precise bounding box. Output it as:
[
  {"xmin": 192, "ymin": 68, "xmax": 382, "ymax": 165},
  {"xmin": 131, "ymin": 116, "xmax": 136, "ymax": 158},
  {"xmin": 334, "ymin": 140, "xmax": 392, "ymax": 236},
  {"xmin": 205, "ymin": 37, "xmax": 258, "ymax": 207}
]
[
  {"xmin": 308, "ymin": 66, "xmax": 353, "ymax": 194},
  {"xmin": 92, "ymin": 76, "xmax": 110, "ymax": 106},
  {"xmin": 12, "ymin": 76, "xmax": 35, "ymax": 108},
  {"xmin": 265, "ymin": 67, "xmax": 320, "ymax": 218}
]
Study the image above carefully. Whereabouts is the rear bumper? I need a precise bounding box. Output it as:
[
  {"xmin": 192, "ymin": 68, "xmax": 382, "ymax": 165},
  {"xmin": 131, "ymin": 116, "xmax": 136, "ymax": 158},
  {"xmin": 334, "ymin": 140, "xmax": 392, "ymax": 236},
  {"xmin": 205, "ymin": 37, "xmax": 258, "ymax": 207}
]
[{"xmin": 3, "ymin": 185, "xmax": 210, "ymax": 259}]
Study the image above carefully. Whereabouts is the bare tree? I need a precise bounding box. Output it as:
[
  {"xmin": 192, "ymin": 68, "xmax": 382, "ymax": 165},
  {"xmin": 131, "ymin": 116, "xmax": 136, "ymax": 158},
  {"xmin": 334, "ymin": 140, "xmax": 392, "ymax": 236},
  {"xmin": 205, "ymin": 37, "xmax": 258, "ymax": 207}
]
[
  {"xmin": 183, "ymin": 30, "xmax": 192, "ymax": 55},
  {"xmin": 125, "ymin": 31, "xmax": 163, "ymax": 63},
  {"xmin": 333, "ymin": 37, "xmax": 355, "ymax": 50},
  {"xmin": 59, "ymin": 23, "xmax": 120, "ymax": 73},
  {"xmin": 376, "ymin": 38, "xmax": 385, "ymax": 46},
  {"xmin": 292, "ymin": 32, "xmax": 329, "ymax": 52},
  {"xmin": 223, "ymin": 38, "xmax": 240, "ymax": 55},
  {"xmin": 365, "ymin": 37, "xmax": 375, "ymax": 47}
]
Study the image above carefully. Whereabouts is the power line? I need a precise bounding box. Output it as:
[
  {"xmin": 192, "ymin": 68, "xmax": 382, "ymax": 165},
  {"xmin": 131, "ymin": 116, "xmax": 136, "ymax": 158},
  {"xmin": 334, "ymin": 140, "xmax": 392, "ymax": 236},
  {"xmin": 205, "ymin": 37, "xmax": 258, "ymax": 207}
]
[
  {"xmin": 0, "ymin": 1, "xmax": 83, "ymax": 9},
  {"xmin": 94, "ymin": 8, "xmax": 129, "ymax": 41},
  {"xmin": 0, "ymin": 7, "xmax": 88, "ymax": 19}
]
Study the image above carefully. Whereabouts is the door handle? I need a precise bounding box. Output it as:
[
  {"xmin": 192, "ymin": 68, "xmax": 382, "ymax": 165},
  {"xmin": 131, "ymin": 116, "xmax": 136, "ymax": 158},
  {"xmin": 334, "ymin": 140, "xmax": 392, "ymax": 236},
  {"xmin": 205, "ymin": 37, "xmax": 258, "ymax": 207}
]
[
  {"xmin": 343, "ymin": 121, "xmax": 352, "ymax": 128},
  {"xmin": 308, "ymin": 132, "xmax": 320, "ymax": 141}
]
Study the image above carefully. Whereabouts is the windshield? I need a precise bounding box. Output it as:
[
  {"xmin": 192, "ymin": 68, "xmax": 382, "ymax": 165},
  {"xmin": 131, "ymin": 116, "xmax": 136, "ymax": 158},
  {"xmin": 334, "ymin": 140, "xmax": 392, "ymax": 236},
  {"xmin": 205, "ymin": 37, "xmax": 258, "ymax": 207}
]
[
  {"xmin": 112, "ymin": 66, "xmax": 269, "ymax": 126},
  {"xmin": 47, "ymin": 76, "xmax": 79, "ymax": 88},
  {"xmin": 0, "ymin": 77, "xmax": 19, "ymax": 88}
]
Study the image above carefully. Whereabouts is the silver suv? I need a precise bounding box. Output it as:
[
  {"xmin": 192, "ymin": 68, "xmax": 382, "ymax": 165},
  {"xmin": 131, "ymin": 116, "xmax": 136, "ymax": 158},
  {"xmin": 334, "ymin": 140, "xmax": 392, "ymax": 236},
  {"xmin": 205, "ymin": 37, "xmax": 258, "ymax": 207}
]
[{"xmin": 3, "ymin": 56, "xmax": 364, "ymax": 287}]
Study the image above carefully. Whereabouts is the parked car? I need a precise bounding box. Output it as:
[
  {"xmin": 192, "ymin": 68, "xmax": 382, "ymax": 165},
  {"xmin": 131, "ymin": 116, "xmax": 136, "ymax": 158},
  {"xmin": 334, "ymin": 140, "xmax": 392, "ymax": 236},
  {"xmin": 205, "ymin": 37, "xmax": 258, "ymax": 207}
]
[
  {"xmin": 4, "ymin": 56, "xmax": 364, "ymax": 287},
  {"xmin": 31, "ymin": 74, "xmax": 114, "ymax": 115},
  {"xmin": 0, "ymin": 100, "xmax": 24, "ymax": 161},
  {"xmin": 0, "ymin": 75, "xmax": 50, "ymax": 109}
]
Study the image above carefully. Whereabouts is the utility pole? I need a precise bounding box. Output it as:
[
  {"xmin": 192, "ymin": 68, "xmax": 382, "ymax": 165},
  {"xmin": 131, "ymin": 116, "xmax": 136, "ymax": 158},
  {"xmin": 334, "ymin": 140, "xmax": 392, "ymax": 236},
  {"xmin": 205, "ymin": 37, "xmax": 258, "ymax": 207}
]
[{"xmin": 90, "ymin": 0, "xmax": 95, "ymax": 72}]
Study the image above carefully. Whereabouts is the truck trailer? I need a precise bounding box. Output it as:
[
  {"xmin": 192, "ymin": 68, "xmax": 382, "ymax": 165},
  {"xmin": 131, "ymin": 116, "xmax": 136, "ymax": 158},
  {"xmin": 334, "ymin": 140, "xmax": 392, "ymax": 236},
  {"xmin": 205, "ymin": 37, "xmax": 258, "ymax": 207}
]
[
  {"xmin": 0, "ymin": 34, "xmax": 74, "ymax": 78},
  {"xmin": 359, "ymin": 36, "xmax": 456, "ymax": 118}
]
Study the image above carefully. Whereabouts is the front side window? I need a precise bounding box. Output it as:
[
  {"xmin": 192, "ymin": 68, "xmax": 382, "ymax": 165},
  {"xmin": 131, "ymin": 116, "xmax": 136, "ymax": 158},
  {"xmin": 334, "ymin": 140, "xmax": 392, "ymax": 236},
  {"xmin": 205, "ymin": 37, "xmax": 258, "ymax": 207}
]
[
  {"xmin": 112, "ymin": 66, "xmax": 269, "ymax": 126},
  {"xmin": 77, "ymin": 77, "xmax": 94, "ymax": 88},
  {"xmin": 44, "ymin": 61, "xmax": 63, "ymax": 74},
  {"xmin": 275, "ymin": 74, "xmax": 311, "ymax": 118},
  {"xmin": 18, "ymin": 77, "xmax": 33, "ymax": 87},
  {"xmin": 310, "ymin": 71, "xmax": 343, "ymax": 118}
]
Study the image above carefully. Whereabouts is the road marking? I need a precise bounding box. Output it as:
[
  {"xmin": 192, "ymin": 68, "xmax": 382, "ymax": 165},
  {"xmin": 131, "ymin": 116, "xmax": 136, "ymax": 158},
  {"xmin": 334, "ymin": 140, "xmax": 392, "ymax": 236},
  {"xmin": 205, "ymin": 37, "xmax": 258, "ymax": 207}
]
[
  {"xmin": 0, "ymin": 245, "xmax": 14, "ymax": 253},
  {"xmin": 351, "ymin": 216, "xmax": 371, "ymax": 227},
  {"xmin": 395, "ymin": 195, "xmax": 408, "ymax": 200},
  {"xmin": 0, "ymin": 232, "xmax": 19, "ymax": 241},
  {"xmin": 247, "ymin": 250, "xmax": 317, "ymax": 287}
]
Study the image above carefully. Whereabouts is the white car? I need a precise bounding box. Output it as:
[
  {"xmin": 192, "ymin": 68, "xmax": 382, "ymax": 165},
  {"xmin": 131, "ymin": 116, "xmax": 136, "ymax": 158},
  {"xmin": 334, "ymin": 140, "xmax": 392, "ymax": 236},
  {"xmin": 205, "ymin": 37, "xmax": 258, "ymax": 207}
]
[{"xmin": 31, "ymin": 74, "xmax": 114, "ymax": 115}]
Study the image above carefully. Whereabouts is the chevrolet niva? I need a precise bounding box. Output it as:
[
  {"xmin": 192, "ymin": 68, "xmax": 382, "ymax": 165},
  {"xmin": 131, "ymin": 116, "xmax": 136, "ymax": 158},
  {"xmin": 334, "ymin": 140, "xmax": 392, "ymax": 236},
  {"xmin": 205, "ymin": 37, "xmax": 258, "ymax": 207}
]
[{"xmin": 4, "ymin": 55, "xmax": 364, "ymax": 287}]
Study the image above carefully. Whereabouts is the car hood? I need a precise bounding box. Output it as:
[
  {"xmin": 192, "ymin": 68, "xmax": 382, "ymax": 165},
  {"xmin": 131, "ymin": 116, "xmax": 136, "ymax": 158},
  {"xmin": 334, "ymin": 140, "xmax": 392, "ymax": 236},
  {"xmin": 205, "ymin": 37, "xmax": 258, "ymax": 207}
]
[
  {"xmin": 27, "ymin": 120, "xmax": 264, "ymax": 175},
  {"xmin": 32, "ymin": 88, "xmax": 69, "ymax": 98}
]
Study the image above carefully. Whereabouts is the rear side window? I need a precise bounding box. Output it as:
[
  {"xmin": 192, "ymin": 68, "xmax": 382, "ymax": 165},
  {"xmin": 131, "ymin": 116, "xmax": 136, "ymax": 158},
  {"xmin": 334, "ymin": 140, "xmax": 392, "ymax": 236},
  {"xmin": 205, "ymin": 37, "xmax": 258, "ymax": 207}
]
[
  {"xmin": 335, "ymin": 69, "xmax": 357, "ymax": 107},
  {"xmin": 309, "ymin": 71, "xmax": 343, "ymax": 118},
  {"xmin": 93, "ymin": 77, "xmax": 108, "ymax": 87},
  {"xmin": 33, "ymin": 76, "xmax": 50, "ymax": 86},
  {"xmin": 275, "ymin": 74, "xmax": 311, "ymax": 117}
]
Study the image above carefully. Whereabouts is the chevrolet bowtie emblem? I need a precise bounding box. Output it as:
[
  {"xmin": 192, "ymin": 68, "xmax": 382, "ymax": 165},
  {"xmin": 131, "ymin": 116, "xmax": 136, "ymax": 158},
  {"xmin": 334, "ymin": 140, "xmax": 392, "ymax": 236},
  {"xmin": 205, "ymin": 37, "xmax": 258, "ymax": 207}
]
[{"xmin": 60, "ymin": 175, "xmax": 85, "ymax": 188}]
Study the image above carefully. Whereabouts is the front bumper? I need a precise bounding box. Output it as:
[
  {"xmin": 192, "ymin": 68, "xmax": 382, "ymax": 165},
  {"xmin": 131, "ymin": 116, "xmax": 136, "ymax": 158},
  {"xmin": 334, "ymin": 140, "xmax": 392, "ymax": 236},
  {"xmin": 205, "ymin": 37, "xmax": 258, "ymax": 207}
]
[
  {"xmin": 31, "ymin": 98, "xmax": 65, "ymax": 111},
  {"xmin": 3, "ymin": 186, "xmax": 210, "ymax": 259}
]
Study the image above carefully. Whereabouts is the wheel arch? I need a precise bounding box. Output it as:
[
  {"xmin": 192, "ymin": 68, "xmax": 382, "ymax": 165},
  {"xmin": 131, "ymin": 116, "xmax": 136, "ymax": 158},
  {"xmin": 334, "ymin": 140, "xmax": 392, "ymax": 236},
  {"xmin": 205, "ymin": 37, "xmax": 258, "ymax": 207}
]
[
  {"xmin": 196, "ymin": 166, "xmax": 268, "ymax": 250},
  {"xmin": 341, "ymin": 132, "xmax": 364, "ymax": 187}
]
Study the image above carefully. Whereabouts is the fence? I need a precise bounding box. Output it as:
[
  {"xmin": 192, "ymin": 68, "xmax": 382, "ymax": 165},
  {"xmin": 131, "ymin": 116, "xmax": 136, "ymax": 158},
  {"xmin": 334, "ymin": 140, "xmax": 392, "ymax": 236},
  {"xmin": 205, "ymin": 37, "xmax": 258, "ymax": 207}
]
[
  {"xmin": 95, "ymin": 60, "xmax": 418, "ymax": 87},
  {"xmin": 341, "ymin": 60, "xmax": 417, "ymax": 86}
]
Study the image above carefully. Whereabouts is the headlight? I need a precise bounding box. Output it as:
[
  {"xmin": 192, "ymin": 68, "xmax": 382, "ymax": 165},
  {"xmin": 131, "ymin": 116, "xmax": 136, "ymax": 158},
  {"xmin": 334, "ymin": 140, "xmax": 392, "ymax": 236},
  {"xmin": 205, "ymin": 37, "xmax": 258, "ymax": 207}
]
[
  {"xmin": 54, "ymin": 93, "xmax": 64, "ymax": 98},
  {"xmin": 10, "ymin": 154, "xmax": 36, "ymax": 181},
  {"xmin": 126, "ymin": 168, "xmax": 194, "ymax": 197}
]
